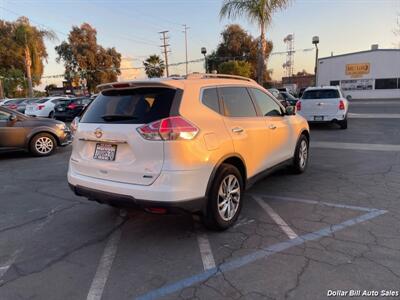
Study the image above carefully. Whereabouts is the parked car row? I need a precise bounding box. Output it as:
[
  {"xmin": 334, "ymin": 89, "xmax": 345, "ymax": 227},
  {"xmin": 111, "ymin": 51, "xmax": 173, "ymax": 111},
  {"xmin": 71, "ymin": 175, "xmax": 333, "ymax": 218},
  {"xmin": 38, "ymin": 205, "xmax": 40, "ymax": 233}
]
[
  {"xmin": 0, "ymin": 96, "xmax": 93, "ymax": 121},
  {"xmin": 0, "ymin": 106, "xmax": 72, "ymax": 156}
]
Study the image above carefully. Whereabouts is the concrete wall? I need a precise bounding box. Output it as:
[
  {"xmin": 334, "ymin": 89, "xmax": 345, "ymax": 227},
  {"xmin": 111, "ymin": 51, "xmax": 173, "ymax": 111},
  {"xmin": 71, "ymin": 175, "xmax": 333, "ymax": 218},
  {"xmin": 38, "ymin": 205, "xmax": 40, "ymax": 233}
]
[{"xmin": 317, "ymin": 50, "xmax": 400, "ymax": 99}]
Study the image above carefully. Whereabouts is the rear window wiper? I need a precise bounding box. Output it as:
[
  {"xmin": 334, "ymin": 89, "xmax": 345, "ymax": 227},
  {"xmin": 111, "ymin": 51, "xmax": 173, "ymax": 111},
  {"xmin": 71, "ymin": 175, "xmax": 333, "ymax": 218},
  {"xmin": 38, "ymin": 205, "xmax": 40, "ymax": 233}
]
[{"xmin": 101, "ymin": 114, "xmax": 139, "ymax": 121}]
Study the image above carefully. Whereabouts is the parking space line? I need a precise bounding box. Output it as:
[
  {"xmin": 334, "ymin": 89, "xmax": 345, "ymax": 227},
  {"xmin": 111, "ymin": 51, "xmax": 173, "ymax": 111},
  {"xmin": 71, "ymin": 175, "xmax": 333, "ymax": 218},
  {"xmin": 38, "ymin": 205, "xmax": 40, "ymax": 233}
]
[
  {"xmin": 311, "ymin": 141, "xmax": 400, "ymax": 152},
  {"xmin": 252, "ymin": 194, "xmax": 378, "ymax": 212},
  {"xmin": 193, "ymin": 216, "xmax": 216, "ymax": 271},
  {"xmin": 87, "ymin": 218, "xmax": 123, "ymax": 300},
  {"xmin": 348, "ymin": 113, "xmax": 400, "ymax": 119},
  {"xmin": 137, "ymin": 208, "xmax": 387, "ymax": 300},
  {"xmin": 253, "ymin": 196, "xmax": 298, "ymax": 240}
]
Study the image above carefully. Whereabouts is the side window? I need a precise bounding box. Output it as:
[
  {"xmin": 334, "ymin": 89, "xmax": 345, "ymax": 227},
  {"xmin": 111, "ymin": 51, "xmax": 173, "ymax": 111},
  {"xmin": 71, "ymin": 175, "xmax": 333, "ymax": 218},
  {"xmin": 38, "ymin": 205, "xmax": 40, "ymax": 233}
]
[
  {"xmin": 0, "ymin": 110, "xmax": 10, "ymax": 121},
  {"xmin": 201, "ymin": 88, "xmax": 220, "ymax": 113},
  {"xmin": 251, "ymin": 88, "xmax": 283, "ymax": 117},
  {"xmin": 219, "ymin": 87, "xmax": 257, "ymax": 117}
]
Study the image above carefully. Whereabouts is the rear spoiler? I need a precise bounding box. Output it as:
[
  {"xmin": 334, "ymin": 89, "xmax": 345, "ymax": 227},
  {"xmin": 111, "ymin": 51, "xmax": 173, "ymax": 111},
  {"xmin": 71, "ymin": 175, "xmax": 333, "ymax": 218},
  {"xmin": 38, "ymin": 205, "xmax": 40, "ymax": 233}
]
[{"xmin": 96, "ymin": 81, "xmax": 178, "ymax": 92}]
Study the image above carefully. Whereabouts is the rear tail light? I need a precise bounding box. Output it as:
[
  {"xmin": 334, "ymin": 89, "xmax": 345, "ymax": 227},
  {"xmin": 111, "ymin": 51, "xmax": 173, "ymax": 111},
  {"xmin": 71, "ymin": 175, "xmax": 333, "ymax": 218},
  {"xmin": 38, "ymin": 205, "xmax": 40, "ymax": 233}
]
[
  {"xmin": 339, "ymin": 100, "xmax": 345, "ymax": 110},
  {"xmin": 67, "ymin": 103, "xmax": 77, "ymax": 109},
  {"xmin": 296, "ymin": 101, "xmax": 301, "ymax": 111},
  {"xmin": 37, "ymin": 105, "xmax": 45, "ymax": 110},
  {"xmin": 137, "ymin": 116, "xmax": 199, "ymax": 141},
  {"xmin": 8, "ymin": 104, "xmax": 17, "ymax": 109}
]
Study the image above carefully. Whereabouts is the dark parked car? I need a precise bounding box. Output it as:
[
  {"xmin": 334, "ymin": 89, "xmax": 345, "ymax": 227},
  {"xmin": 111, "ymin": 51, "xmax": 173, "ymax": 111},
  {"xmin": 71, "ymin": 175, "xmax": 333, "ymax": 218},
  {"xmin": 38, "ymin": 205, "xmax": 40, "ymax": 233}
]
[
  {"xmin": 0, "ymin": 106, "xmax": 72, "ymax": 156},
  {"xmin": 54, "ymin": 97, "xmax": 92, "ymax": 121},
  {"xmin": 279, "ymin": 92, "xmax": 299, "ymax": 106}
]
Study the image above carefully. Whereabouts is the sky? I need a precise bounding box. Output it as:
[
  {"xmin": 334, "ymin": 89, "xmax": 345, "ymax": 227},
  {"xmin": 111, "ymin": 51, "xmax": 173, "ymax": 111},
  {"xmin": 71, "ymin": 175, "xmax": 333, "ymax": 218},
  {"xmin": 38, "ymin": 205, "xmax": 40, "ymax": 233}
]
[{"xmin": 1, "ymin": 0, "xmax": 399, "ymax": 88}]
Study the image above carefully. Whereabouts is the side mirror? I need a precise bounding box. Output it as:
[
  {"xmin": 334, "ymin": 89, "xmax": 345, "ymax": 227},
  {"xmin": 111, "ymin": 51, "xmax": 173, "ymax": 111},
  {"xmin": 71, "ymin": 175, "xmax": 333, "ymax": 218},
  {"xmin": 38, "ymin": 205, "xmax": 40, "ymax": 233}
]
[
  {"xmin": 9, "ymin": 114, "xmax": 17, "ymax": 122},
  {"xmin": 346, "ymin": 95, "xmax": 352, "ymax": 101},
  {"xmin": 285, "ymin": 106, "xmax": 296, "ymax": 116}
]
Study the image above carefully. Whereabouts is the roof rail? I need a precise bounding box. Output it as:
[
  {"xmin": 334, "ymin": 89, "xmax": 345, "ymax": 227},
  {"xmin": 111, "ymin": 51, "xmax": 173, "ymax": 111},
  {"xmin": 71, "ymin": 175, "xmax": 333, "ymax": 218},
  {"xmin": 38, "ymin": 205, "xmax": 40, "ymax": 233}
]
[{"xmin": 185, "ymin": 73, "xmax": 255, "ymax": 83}]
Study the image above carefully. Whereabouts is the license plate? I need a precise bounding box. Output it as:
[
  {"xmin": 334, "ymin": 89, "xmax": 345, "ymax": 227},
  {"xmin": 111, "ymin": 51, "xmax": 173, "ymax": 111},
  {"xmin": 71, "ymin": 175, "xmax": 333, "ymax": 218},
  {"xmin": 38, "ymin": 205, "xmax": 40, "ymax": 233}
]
[
  {"xmin": 57, "ymin": 108, "xmax": 65, "ymax": 111},
  {"xmin": 314, "ymin": 116, "xmax": 324, "ymax": 121},
  {"xmin": 93, "ymin": 143, "xmax": 117, "ymax": 161}
]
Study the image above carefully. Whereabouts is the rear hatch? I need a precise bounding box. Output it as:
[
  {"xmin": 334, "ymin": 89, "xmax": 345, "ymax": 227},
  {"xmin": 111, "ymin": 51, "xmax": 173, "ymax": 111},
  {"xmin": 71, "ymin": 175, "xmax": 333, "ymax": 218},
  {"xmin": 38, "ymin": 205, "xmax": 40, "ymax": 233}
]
[
  {"xmin": 300, "ymin": 89, "xmax": 340, "ymax": 115},
  {"xmin": 71, "ymin": 86, "xmax": 179, "ymax": 186}
]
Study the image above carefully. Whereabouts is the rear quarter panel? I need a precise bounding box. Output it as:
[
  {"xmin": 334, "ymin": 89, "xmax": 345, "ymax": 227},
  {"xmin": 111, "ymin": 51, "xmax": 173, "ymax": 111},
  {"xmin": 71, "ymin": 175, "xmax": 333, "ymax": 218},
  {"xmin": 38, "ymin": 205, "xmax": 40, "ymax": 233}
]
[{"xmin": 162, "ymin": 83, "xmax": 234, "ymax": 172}]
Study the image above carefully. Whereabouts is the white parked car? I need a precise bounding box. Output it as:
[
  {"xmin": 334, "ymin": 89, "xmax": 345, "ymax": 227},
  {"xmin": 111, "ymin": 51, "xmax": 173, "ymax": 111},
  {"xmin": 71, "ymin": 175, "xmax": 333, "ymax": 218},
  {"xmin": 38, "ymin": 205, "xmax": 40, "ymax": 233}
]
[
  {"xmin": 68, "ymin": 74, "xmax": 310, "ymax": 230},
  {"xmin": 25, "ymin": 97, "xmax": 70, "ymax": 118},
  {"xmin": 296, "ymin": 86, "xmax": 349, "ymax": 129}
]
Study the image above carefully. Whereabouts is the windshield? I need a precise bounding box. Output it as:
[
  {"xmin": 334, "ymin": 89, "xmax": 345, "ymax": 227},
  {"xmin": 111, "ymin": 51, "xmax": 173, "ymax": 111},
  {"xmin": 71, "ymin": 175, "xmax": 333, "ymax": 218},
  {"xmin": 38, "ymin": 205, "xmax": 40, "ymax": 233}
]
[
  {"xmin": 302, "ymin": 89, "xmax": 340, "ymax": 99},
  {"xmin": 80, "ymin": 87, "xmax": 177, "ymax": 124}
]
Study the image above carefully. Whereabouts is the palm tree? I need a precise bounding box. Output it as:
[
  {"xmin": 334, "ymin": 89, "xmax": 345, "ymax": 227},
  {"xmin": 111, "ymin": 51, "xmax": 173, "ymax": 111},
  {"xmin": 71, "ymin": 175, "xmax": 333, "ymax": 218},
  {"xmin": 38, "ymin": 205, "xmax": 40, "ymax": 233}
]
[
  {"xmin": 143, "ymin": 55, "xmax": 165, "ymax": 78},
  {"xmin": 220, "ymin": 0, "xmax": 291, "ymax": 84},
  {"xmin": 14, "ymin": 17, "xmax": 56, "ymax": 97}
]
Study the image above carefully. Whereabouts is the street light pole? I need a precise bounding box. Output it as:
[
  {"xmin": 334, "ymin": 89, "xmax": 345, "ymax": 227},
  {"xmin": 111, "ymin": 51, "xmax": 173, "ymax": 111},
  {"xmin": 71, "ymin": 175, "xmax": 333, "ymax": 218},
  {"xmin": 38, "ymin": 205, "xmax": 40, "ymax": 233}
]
[
  {"xmin": 201, "ymin": 47, "xmax": 207, "ymax": 73},
  {"xmin": 312, "ymin": 36, "xmax": 320, "ymax": 87}
]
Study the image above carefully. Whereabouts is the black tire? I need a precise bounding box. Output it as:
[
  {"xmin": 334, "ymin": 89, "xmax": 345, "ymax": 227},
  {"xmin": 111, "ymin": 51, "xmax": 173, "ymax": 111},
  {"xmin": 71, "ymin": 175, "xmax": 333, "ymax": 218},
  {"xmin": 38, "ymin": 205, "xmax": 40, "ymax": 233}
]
[
  {"xmin": 29, "ymin": 133, "xmax": 57, "ymax": 157},
  {"xmin": 292, "ymin": 134, "xmax": 309, "ymax": 174},
  {"xmin": 339, "ymin": 118, "xmax": 348, "ymax": 129},
  {"xmin": 202, "ymin": 164, "xmax": 243, "ymax": 231},
  {"xmin": 49, "ymin": 111, "xmax": 55, "ymax": 118}
]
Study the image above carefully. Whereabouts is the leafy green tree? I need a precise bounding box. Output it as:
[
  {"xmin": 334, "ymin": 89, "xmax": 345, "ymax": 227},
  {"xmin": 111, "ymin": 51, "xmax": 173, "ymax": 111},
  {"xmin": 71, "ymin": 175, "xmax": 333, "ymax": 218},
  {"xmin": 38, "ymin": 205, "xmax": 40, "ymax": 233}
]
[
  {"xmin": 0, "ymin": 18, "xmax": 53, "ymax": 97},
  {"xmin": 220, "ymin": 0, "xmax": 291, "ymax": 84},
  {"xmin": 207, "ymin": 24, "xmax": 272, "ymax": 81},
  {"xmin": 0, "ymin": 68, "xmax": 26, "ymax": 98},
  {"xmin": 55, "ymin": 23, "xmax": 121, "ymax": 92},
  {"xmin": 143, "ymin": 55, "xmax": 165, "ymax": 78},
  {"xmin": 218, "ymin": 60, "xmax": 252, "ymax": 78}
]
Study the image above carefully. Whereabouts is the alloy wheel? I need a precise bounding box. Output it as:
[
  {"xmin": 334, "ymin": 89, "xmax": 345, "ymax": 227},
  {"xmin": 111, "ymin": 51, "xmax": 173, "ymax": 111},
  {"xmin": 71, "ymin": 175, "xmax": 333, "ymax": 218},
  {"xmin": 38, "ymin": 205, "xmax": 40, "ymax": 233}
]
[
  {"xmin": 35, "ymin": 137, "xmax": 54, "ymax": 155},
  {"xmin": 299, "ymin": 139, "xmax": 308, "ymax": 168},
  {"xmin": 217, "ymin": 174, "xmax": 241, "ymax": 221}
]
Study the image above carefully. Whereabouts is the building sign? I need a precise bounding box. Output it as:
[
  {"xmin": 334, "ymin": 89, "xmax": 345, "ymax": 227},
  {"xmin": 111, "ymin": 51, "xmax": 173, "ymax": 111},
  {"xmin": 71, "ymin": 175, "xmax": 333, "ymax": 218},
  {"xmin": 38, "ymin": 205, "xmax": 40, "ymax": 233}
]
[
  {"xmin": 341, "ymin": 79, "xmax": 373, "ymax": 91},
  {"xmin": 345, "ymin": 63, "xmax": 370, "ymax": 77}
]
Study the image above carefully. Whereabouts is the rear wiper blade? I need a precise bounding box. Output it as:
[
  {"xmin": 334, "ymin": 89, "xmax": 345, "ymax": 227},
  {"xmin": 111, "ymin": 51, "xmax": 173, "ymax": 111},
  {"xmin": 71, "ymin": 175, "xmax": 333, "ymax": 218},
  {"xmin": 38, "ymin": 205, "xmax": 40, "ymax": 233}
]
[{"xmin": 101, "ymin": 114, "xmax": 138, "ymax": 121}]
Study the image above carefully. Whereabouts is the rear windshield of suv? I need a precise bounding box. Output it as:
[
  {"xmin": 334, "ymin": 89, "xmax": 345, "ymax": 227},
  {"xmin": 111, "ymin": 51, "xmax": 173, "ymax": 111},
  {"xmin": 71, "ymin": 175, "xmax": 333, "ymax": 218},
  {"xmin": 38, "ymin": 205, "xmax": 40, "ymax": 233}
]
[
  {"xmin": 302, "ymin": 89, "xmax": 340, "ymax": 99},
  {"xmin": 80, "ymin": 87, "xmax": 177, "ymax": 124}
]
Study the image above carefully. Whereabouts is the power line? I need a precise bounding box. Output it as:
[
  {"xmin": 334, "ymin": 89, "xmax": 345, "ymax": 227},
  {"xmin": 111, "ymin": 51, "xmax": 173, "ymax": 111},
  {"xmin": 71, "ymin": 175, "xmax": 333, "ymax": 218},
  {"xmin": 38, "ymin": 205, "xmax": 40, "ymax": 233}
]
[{"xmin": 0, "ymin": 6, "xmax": 68, "ymax": 38}]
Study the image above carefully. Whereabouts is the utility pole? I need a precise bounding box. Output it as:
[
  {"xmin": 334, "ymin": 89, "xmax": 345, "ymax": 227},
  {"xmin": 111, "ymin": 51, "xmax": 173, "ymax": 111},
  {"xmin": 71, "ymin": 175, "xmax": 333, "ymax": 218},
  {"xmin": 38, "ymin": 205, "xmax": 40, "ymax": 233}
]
[
  {"xmin": 182, "ymin": 25, "xmax": 189, "ymax": 75},
  {"xmin": 159, "ymin": 31, "xmax": 170, "ymax": 77}
]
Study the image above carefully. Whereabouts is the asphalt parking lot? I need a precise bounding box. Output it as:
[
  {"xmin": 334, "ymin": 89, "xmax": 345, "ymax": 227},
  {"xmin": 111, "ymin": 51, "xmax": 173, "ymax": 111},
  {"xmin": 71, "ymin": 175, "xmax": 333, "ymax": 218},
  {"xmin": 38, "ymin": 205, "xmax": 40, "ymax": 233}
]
[{"xmin": 1, "ymin": 99, "xmax": 400, "ymax": 300}]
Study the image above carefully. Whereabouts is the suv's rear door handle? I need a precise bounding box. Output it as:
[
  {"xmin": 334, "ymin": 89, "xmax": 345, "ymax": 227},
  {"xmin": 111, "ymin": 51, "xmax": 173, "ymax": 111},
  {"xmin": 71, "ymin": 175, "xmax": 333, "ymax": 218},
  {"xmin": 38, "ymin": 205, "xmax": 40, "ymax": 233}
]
[
  {"xmin": 232, "ymin": 127, "xmax": 244, "ymax": 134},
  {"xmin": 269, "ymin": 124, "xmax": 277, "ymax": 130}
]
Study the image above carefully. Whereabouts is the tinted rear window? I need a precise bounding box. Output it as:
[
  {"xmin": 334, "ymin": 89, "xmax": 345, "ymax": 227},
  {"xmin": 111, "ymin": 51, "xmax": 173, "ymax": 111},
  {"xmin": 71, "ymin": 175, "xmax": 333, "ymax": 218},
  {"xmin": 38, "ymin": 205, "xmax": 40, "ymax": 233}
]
[
  {"xmin": 202, "ymin": 88, "xmax": 220, "ymax": 113},
  {"xmin": 80, "ymin": 88, "xmax": 177, "ymax": 124},
  {"xmin": 302, "ymin": 89, "xmax": 340, "ymax": 99}
]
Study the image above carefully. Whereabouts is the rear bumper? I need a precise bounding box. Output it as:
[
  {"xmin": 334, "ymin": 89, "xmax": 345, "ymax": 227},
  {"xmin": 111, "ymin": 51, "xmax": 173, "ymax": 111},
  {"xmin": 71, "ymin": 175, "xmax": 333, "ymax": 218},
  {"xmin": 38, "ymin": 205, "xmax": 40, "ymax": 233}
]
[
  {"xmin": 301, "ymin": 113, "xmax": 347, "ymax": 122},
  {"xmin": 69, "ymin": 184, "xmax": 205, "ymax": 213},
  {"xmin": 67, "ymin": 166, "xmax": 211, "ymax": 213}
]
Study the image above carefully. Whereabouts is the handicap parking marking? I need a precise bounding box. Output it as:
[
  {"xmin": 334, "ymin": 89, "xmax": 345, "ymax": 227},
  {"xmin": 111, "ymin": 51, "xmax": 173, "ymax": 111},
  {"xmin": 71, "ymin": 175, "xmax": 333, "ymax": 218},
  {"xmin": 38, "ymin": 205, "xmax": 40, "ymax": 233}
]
[
  {"xmin": 311, "ymin": 141, "xmax": 400, "ymax": 152},
  {"xmin": 193, "ymin": 216, "xmax": 216, "ymax": 271},
  {"xmin": 253, "ymin": 196, "xmax": 298, "ymax": 240},
  {"xmin": 136, "ymin": 197, "xmax": 387, "ymax": 300}
]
